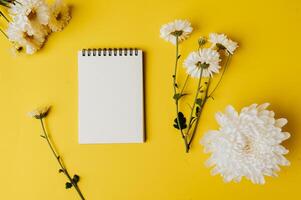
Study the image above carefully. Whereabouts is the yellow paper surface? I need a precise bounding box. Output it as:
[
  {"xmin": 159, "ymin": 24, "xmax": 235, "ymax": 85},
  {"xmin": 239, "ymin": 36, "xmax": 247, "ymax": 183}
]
[{"xmin": 0, "ymin": 0, "xmax": 300, "ymax": 199}]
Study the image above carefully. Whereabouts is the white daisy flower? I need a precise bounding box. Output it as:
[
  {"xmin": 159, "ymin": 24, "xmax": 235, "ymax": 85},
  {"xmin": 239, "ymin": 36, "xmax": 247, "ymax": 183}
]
[
  {"xmin": 7, "ymin": 22, "xmax": 45, "ymax": 54},
  {"xmin": 160, "ymin": 19, "xmax": 193, "ymax": 45},
  {"xmin": 183, "ymin": 48, "xmax": 221, "ymax": 78},
  {"xmin": 201, "ymin": 103, "xmax": 290, "ymax": 184},
  {"xmin": 48, "ymin": 0, "xmax": 71, "ymax": 32},
  {"xmin": 10, "ymin": 0, "xmax": 50, "ymax": 35},
  {"xmin": 209, "ymin": 33, "xmax": 238, "ymax": 54}
]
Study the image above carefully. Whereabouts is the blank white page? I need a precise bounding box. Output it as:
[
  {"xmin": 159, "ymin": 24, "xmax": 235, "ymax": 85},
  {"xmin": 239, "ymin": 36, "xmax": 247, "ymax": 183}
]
[{"xmin": 78, "ymin": 49, "xmax": 144, "ymax": 144}]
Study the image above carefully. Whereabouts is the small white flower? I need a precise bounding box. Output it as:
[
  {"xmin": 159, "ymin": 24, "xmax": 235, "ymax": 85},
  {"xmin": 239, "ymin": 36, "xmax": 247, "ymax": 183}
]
[
  {"xmin": 209, "ymin": 33, "xmax": 238, "ymax": 54},
  {"xmin": 28, "ymin": 105, "xmax": 50, "ymax": 119},
  {"xmin": 201, "ymin": 103, "xmax": 290, "ymax": 184},
  {"xmin": 48, "ymin": 0, "xmax": 71, "ymax": 32},
  {"xmin": 10, "ymin": 0, "xmax": 50, "ymax": 35},
  {"xmin": 183, "ymin": 48, "xmax": 221, "ymax": 78},
  {"xmin": 7, "ymin": 22, "xmax": 45, "ymax": 54},
  {"xmin": 160, "ymin": 19, "xmax": 193, "ymax": 45}
]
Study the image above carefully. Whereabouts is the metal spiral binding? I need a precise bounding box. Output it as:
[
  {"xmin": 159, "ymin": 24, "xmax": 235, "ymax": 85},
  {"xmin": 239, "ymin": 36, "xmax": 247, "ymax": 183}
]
[{"xmin": 82, "ymin": 48, "xmax": 139, "ymax": 56}]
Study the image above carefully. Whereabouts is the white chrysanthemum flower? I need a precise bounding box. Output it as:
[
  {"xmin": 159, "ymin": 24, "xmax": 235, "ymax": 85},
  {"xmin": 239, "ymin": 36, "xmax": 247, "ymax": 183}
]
[
  {"xmin": 160, "ymin": 19, "xmax": 193, "ymax": 45},
  {"xmin": 28, "ymin": 105, "xmax": 50, "ymax": 119},
  {"xmin": 183, "ymin": 48, "xmax": 221, "ymax": 78},
  {"xmin": 209, "ymin": 33, "xmax": 238, "ymax": 54},
  {"xmin": 10, "ymin": 0, "xmax": 50, "ymax": 35},
  {"xmin": 48, "ymin": 0, "xmax": 71, "ymax": 32},
  {"xmin": 201, "ymin": 103, "xmax": 290, "ymax": 184},
  {"xmin": 7, "ymin": 22, "xmax": 45, "ymax": 54}
]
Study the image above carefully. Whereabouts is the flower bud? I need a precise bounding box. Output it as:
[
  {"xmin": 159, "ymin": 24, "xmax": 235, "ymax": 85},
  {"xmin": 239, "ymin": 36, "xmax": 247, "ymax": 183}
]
[{"xmin": 198, "ymin": 37, "xmax": 207, "ymax": 46}]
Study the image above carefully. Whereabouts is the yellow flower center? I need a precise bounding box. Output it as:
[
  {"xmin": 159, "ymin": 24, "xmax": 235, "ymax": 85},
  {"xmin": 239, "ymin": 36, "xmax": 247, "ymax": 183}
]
[
  {"xmin": 56, "ymin": 12, "xmax": 62, "ymax": 21},
  {"xmin": 243, "ymin": 142, "xmax": 252, "ymax": 153},
  {"xmin": 27, "ymin": 9, "xmax": 37, "ymax": 21},
  {"xmin": 216, "ymin": 43, "xmax": 226, "ymax": 50},
  {"xmin": 171, "ymin": 30, "xmax": 183, "ymax": 37},
  {"xmin": 196, "ymin": 61, "xmax": 209, "ymax": 69},
  {"xmin": 23, "ymin": 32, "xmax": 34, "ymax": 42}
]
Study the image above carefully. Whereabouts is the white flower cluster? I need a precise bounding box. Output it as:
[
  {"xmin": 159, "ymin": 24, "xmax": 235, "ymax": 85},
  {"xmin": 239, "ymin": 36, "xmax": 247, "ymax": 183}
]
[
  {"xmin": 160, "ymin": 20, "xmax": 291, "ymax": 185},
  {"xmin": 160, "ymin": 19, "xmax": 238, "ymax": 78},
  {"xmin": 184, "ymin": 33, "xmax": 238, "ymax": 78},
  {"xmin": 201, "ymin": 103, "xmax": 290, "ymax": 184},
  {"xmin": 7, "ymin": 0, "xmax": 71, "ymax": 54}
]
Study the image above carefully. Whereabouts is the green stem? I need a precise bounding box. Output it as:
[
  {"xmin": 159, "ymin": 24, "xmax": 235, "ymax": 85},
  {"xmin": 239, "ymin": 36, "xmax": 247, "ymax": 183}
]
[
  {"xmin": 188, "ymin": 79, "xmax": 211, "ymax": 146},
  {"xmin": 0, "ymin": 11, "xmax": 9, "ymax": 22},
  {"xmin": 184, "ymin": 68, "xmax": 203, "ymax": 152},
  {"xmin": 173, "ymin": 37, "xmax": 182, "ymax": 136},
  {"xmin": 39, "ymin": 119, "xmax": 85, "ymax": 200},
  {"xmin": 0, "ymin": 27, "xmax": 8, "ymax": 39},
  {"xmin": 180, "ymin": 74, "xmax": 189, "ymax": 95},
  {"xmin": 208, "ymin": 53, "xmax": 231, "ymax": 98},
  {"xmin": 186, "ymin": 68, "xmax": 203, "ymax": 133},
  {"xmin": 172, "ymin": 36, "xmax": 189, "ymax": 151},
  {"xmin": 0, "ymin": 0, "xmax": 9, "ymax": 7},
  {"xmin": 172, "ymin": 36, "xmax": 179, "ymax": 93},
  {"xmin": 14, "ymin": 0, "xmax": 22, "ymax": 5}
]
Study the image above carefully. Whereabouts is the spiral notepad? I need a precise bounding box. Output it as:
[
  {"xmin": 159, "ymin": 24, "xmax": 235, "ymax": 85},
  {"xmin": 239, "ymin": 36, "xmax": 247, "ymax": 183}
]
[{"xmin": 78, "ymin": 48, "xmax": 144, "ymax": 144}]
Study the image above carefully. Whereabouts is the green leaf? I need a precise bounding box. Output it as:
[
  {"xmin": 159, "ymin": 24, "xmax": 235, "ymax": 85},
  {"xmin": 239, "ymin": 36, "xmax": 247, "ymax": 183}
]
[
  {"xmin": 72, "ymin": 175, "xmax": 80, "ymax": 184},
  {"xmin": 65, "ymin": 182, "xmax": 73, "ymax": 189},
  {"xmin": 173, "ymin": 93, "xmax": 181, "ymax": 100},
  {"xmin": 173, "ymin": 112, "xmax": 187, "ymax": 130},
  {"xmin": 0, "ymin": 0, "xmax": 13, "ymax": 8},
  {"xmin": 173, "ymin": 93, "xmax": 187, "ymax": 101},
  {"xmin": 189, "ymin": 117, "xmax": 195, "ymax": 124},
  {"xmin": 196, "ymin": 98, "xmax": 202, "ymax": 107},
  {"xmin": 195, "ymin": 106, "xmax": 201, "ymax": 117},
  {"xmin": 195, "ymin": 106, "xmax": 200, "ymax": 117},
  {"xmin": 0, "ymin": 3, "xmax": 8, "ymax": 8}
]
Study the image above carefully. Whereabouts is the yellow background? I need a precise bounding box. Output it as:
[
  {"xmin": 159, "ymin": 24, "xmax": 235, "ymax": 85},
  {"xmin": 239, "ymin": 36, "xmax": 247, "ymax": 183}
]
[{"xmin": 1, "ymin": 0, "xmax": 301, "ymax": 199}]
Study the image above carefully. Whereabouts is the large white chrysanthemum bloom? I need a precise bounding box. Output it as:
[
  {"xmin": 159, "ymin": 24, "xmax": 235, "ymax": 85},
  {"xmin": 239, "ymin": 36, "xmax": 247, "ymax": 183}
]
[
  {"xmin": 209, "ymin": 33, "xmax": 238, "ymax": 54},
  {"xmin": 183, "ymin": 48, "xmax": 221, "ymax": 78},
  {"xmin": 10, "ymin": 0, "xmax": 50, "ymax": 35},
  {"xmin": 201, "ymin": 103, "xmax": 290, "ymax": 184},
  {"xmin": 160, "ymin": 19, "xmax": 193, "ymax": 45},
  {"xmin": 7, "ymin": 22, "xmax": 45, "ymax": 54},
  {"xmin": 48, "ymin": 0, "xmax": 71, "ymax": 32}
]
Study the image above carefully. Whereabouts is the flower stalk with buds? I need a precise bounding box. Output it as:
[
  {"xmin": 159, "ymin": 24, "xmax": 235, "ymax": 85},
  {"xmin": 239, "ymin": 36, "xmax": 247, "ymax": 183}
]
[{"xmin": 160, "ymin": 19, "xmax": 238, "ymax": 153}]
